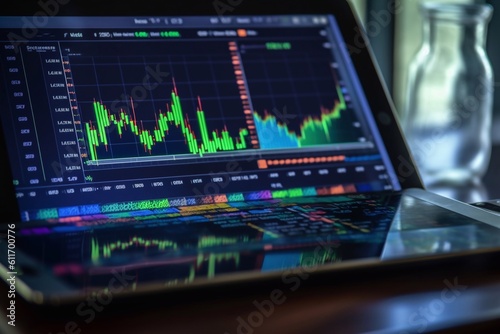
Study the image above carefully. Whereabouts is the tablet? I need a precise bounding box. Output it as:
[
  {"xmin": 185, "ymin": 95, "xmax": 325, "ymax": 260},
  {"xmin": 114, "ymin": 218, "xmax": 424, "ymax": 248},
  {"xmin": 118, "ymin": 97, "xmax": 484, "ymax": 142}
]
[{"xmin": 1, "ymin": 0, "xmax": 500, "ymax": 309}]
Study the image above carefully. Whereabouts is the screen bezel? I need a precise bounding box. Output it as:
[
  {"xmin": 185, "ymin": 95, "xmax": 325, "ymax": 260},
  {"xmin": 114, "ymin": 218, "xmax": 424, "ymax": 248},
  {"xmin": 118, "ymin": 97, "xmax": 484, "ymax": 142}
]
[{"xmin": 0, "ymin": 0, "xmax": 423, "ymax": 223}]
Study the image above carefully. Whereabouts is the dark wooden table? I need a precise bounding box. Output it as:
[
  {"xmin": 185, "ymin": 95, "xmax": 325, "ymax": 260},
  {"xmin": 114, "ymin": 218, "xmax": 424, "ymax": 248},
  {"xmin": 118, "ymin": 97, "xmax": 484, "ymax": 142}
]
[{"xmin": 3, "ymin": 251, "xmax": 500, "ymax": 334}]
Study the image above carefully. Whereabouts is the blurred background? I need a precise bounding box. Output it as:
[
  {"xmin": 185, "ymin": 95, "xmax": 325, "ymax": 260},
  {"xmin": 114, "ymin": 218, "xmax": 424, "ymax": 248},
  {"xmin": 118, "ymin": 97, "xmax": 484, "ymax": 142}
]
[{"xmin": 347, "ymin": 0, "xmax": 500, "ymax": 144}]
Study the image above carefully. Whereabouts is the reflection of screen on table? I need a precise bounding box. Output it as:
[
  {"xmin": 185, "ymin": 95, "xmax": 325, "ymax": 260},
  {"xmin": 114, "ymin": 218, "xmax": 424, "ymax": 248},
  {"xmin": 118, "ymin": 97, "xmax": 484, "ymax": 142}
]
[
  {"xmin": 7, "ymin": 190, "xmax": 500, "ymax": 296},
  {"xmin": 14, "ymin": 193, "xmax": 398, "ymax": 290}
]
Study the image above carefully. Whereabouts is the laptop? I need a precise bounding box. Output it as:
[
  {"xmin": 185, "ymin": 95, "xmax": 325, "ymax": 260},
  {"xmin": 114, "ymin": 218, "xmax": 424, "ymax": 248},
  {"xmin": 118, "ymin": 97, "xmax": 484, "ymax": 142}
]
[{"xmin": 1, "ymin": 0, "xmax": 500, "ymax": 308}]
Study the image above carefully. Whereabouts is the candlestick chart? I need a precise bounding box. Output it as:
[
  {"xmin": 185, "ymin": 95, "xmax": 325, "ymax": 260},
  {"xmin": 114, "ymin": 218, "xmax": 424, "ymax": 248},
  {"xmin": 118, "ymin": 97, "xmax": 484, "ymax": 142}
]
[
  {"xmin": 84, "ymin": 81, "xmax": 250, "ymax": 161},
  {"xmin": 65, "ymin": 44, "xmax": 256, "ymax": 166}
]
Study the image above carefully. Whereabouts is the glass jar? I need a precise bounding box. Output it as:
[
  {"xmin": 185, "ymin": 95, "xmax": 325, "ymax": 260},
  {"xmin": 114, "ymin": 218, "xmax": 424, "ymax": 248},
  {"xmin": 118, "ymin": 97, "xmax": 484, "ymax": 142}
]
[{"xmin": 401, "ymin": 2, "xmax": 494, "ymax": 187}]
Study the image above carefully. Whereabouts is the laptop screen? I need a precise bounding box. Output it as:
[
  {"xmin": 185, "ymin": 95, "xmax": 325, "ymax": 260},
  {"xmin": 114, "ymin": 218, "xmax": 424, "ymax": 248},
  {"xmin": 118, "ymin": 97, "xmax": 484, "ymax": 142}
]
[{"xmin": 0, "ymin": 15, "xmax": 401, "ymax": 221}]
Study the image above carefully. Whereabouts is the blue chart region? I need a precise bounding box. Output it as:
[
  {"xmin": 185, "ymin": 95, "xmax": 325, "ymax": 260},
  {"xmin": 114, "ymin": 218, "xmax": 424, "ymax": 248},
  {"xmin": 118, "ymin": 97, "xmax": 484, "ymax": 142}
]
[{"xmin": 253, "ymin": 86, "xmax": 364, "ymax": 149}]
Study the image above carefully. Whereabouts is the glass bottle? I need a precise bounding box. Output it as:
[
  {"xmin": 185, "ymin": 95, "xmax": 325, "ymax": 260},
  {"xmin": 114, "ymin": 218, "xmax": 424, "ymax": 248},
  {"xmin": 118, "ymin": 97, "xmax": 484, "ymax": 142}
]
[{"xmin": 402, "ymin": 2, "xmax": 494, "ymax": 187}]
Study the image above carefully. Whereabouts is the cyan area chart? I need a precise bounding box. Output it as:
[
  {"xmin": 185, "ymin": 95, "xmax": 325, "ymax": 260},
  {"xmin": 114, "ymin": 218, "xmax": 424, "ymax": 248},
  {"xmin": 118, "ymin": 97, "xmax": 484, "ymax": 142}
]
[
  {"xmin": 239, "ymin": 40, "xmax": 367, "ymax": 150},
  {"xmin": 253, "ymin": 85, "xmax": 360, "ymax": 149}
]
